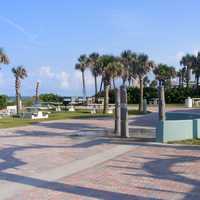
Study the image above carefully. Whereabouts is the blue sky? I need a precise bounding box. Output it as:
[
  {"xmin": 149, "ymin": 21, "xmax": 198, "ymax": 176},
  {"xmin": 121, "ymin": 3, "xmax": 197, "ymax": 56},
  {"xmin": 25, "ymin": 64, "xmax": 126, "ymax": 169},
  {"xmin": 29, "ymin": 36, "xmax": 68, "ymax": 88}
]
[{"xmin": 0, "ymin": 0, "xmax": 200, "ymax": 96}]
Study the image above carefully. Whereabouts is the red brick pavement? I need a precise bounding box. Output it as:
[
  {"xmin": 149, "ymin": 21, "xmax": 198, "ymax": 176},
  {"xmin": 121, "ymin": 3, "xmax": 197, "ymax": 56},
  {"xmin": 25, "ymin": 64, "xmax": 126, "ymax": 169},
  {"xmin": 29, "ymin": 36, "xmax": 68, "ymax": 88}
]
[{"xmin": 8, "ymin": 143, "xmax": 200, "ymax": 200}]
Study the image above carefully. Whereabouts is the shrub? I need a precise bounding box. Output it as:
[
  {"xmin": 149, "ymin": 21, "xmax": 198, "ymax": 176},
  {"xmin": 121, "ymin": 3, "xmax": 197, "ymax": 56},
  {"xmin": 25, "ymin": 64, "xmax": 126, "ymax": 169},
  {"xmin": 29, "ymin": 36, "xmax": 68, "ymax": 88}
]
[
  {"xmin": 0, "ymin": 95, "xmax": 8, "ymax": 109},
  {"xmin": 40, "ymin": 93, "xmax": 63, "ymax": 102},
  {"xmin": 107, "ymin": 87, "xmax": 200, "ymax": 104}
]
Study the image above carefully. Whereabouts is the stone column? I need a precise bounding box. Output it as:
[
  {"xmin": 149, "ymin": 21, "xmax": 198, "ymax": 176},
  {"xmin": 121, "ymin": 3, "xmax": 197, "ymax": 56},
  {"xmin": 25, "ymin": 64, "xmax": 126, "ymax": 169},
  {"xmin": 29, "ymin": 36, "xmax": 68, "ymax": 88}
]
[
  {"xmin": 143, "ymin": 98, "xmax": 147, "ymax": 114},
  {"xmin": 114, "ymin": 88, "xmax": 120, "ymax": 136},
  {"xmin": 120, "ymin": 85, "xmax": 129, "ymax": 138},
  {"xmin": 158, "ymin": 85, "xmax": 166, "ymax": 120}
]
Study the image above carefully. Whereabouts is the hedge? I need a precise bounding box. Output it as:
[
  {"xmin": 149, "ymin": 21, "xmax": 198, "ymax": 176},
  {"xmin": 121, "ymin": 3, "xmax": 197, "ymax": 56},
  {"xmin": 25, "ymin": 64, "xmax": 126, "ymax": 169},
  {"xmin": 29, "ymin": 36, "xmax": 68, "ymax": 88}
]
[{"xmin": 107, "ymin": 87, "xmax": 200, "ymax": 104}]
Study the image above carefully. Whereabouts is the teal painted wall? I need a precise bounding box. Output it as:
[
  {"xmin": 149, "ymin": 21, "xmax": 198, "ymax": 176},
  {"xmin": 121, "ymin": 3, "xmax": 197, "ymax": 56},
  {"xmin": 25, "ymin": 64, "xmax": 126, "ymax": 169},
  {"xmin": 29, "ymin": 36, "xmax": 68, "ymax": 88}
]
[
  {"xmin": 166, "ymin": 112, "xmax": 200, "ymax": 120},
  {"xmin": 157, "ymin": 119, "xmax": 200, "ymax": 143}
]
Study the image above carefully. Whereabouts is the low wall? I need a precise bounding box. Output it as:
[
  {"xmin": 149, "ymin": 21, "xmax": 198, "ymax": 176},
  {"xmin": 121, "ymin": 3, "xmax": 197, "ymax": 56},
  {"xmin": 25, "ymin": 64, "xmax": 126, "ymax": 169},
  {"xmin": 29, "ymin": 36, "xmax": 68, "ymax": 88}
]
[
  {"xmin": 156, "ymin": 119, "xmax": 200, "ymax": 142},
  {"xmin": 166, "ymin": 112, "xmax": 200, "ymax": 120},
  {"xmin": 157, "ymin": 112, "xmax": 200, "ymax": 143}
]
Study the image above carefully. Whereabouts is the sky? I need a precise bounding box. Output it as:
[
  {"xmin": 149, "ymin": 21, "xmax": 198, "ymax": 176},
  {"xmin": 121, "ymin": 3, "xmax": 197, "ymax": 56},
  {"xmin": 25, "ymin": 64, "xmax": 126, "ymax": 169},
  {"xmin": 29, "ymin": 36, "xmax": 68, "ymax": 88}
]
[{"xmin": 0, "ymin": 0, "xmax": 200, "ymax": 96}]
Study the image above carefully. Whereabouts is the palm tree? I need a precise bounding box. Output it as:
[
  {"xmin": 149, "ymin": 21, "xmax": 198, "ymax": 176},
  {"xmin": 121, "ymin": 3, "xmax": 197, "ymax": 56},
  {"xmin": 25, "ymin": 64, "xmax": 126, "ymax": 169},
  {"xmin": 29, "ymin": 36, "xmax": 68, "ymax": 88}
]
[
  {"xmin": 0, "ymin": 48, "xmax": 10, "ymax": 65},
  {"xmin": 153, "ymin": 64, "xmax": 176, "ymax": 88},
  {"xmin": 120, "ymin": 50, "xmax": 137, "ymax": 85},
  {"xmin": 133, "ymin": 53, "xmax": 154, "ymax": 112},
  {"xmin": 107, "ymin": 60, "xmax": 123, "ymax": 89},
  {"xmin": 180, "ymin": 54, "xmax": 195, "ymax": 88},
  {"xmin": 176, "ymin": 70, "xmax": 182, "ymax": 88},
  {"xmin": 176, "ymin": 67, "xmax": 186, "ymax": 88},
  {"xmin": 75, "ymin": 54, "xmax": 89, "ymax": 99},
  {"xmin": 35, "ymin": 81, "xmax": 40, "ymax": 105},
  {"xmin": 12, "ymin": 66, "xmax": 28, "ymax": 115},
  {"xmin": 193, "ymin": 52, "xmax": 200, "ymax": 88},
  {"xmin": 88, "ymin": 53, "xmax": 100, "ymax": 102},
  {"xmin": 97, "ymin": 55, "xmax": 115, "ymax": 113}
]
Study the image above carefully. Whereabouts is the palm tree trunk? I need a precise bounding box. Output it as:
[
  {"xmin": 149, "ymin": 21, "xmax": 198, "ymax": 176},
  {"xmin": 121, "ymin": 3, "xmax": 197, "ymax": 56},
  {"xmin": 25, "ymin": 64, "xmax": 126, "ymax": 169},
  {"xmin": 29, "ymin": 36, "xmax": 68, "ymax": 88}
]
[
  {"xmin": 113, "ymin": 79, "xmax": 116, "ymax": 89},
  {"xmin": 197, "ymin": 75, "xmax": 199, "ymax": 88},
  {"xmin": 82, "ymin": 71, "xmax": 86, "ymax": 98},
  {"xmin": 94, "ymin": 75, "xmax": 98, "ymax": 103},
  {"xmin": 178, "ymin": 77, "xmax": 181, "ymax": 88},
  {"xmin": 181, "ymin": 74, "xmax": 184, "ymax": 88},
  {"xmin": 15, "ymin": 78, "xmax": 20, "ymax": 115},
  {"xmin": 122, "ymin": 78, "xmax": 126, "ymax": 86},
  {"xmin": 186, "ymin": 67, "xmax": 190, "ymax": 88},
  {"xmin": 35, "ymin": 82, "xmax": 40, "ymax": 104},
  {"xmin": 139, "ymin": 76, "xmax": 144, "ymax": 113},
  {"xmin": 99, "ymin": 77, "xmax": 103, "ymax": 93},
  {"xmin": 128, "ymin": 78, "xmax": 131, "ymax": 87},
  {"xmin": 103, "ymin": 80, "xmax": 110, "ymax": 114}
]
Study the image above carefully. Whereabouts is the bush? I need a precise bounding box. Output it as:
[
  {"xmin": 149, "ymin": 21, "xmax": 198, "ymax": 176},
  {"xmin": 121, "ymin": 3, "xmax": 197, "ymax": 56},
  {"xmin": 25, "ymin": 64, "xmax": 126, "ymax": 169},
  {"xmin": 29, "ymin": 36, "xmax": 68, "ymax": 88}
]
[
  {"xmin": 106, "ymin": 87, "xmax": 200, "ymax": 104},
  {"xmin": 40, "ymin": 93, "xmax": 63, "ymax": 102},
  {"xmin": 0, "ymin": 95, "xmax": 8, "ymax": 109}
]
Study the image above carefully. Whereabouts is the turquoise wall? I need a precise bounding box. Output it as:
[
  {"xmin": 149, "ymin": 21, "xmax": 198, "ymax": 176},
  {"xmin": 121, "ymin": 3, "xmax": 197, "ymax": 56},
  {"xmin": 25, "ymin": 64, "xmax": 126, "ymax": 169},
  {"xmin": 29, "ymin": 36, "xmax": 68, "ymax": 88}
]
[
  {"xmin": 166, "ymin": 112, "xmax": 200, "ymax": 120},
  {"xmin": 157, "ymin": 112, "xmax": 200, "ymax": 143}
]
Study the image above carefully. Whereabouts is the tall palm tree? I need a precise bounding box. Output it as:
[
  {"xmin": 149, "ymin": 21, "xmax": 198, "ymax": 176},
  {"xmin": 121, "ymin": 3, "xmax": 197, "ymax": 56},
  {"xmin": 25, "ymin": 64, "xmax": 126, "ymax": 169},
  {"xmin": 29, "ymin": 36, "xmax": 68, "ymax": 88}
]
[
  {"xmin": 75, "ymin": 54, "xmax": 89, "ymax": 99},
  {"xmin": 97, "ymin": 55, "xmax": 115, "ymax": 113},
  {"xmin": 180, "ymin": 54, "xmax": 195, "ymax": 88},
  {"xmin": 133, "ymin": 53, "xmax": 154, "ymax": 112},
  {"xmin": 88, "ymin": 53, "xmax": 100, "ymax": 102},
  {"xmin": 153, "ymin": 64, "xmax": 176, "ymax": 87},
  {"xmin": 12, "ymin": 66, "xmax": 28, "ymax": 115}
]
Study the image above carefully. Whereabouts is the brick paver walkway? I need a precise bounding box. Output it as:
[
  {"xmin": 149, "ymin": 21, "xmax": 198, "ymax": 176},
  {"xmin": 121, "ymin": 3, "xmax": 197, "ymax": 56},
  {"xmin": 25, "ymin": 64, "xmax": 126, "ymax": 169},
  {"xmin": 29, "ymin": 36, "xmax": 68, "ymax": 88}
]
[{"xmin": 0, "ymin": 117, "xmax": 200, "ymax": 199}]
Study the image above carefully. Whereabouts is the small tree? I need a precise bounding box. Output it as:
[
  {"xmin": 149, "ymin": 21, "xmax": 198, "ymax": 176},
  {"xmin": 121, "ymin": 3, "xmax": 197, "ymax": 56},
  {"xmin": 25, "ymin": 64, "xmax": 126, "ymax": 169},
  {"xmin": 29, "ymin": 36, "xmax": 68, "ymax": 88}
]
[
  {"xmin": 97, "ymin": 55, "xmax": 117, "ymax": 113},
  {"xmin": 153, "ymin": 64, "xmax": 176, "ymax": 87},
  {"xmin": 180, "ymin": 54, "xmax": 196, "ymax": 88},
  {"xmin": 75, "ymin": 55, "xmax": 89, "ymax": 99},
  {"xmin": 193, "ymin": 52, "xmax": 200, "ymax": 88},
  {"xmin": 0, "ymin": 95, "xmax": 8, "ymax": 109},
  {"xmin": 88, "ymin": 53, "xmax": 100, "ymax": 102},
  {"xmin": 12, "ymin": 66, "xmax": 28, "ymax": 115},
  {"xmin": 133, "ymin": 54, "xmax": 154, "ymax": 112}
]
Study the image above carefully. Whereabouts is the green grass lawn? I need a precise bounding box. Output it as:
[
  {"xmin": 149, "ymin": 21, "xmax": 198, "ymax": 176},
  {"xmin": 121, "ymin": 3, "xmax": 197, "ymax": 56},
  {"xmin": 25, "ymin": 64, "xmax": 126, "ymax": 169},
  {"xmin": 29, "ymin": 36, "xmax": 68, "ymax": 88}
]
[
  {"xmin": 168, "ymin": 139, "xmax": 200, "ymax": 145},
  {"xmin": 0, "ymin": 108, "xmax": 149, "ymax": 129},
  {"xmin": 128, "ymin": 110, "xmax": 151, "ymax": 115},
  {"xmin": 0, "ymin": 110, "xmax": 112, "ymax": 129}
]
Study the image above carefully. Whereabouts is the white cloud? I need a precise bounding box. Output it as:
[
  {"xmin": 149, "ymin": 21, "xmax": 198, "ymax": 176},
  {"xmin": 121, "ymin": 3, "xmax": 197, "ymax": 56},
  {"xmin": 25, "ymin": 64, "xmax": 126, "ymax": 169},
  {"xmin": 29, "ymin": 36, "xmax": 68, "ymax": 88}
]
[
  {"xmin": 39, "ymin": 66, "xmax": 55, "ymax": 79},
  {"xmin": 0, "ymin": 73, "xmax": 4, "ymax": 85},
  {"xmin": 37, "ymin": 66, "xmax": 97, "ymax": 95},
  {"xmin": 58, "ymin": 71, "xmax": 69, "ymax": 89}
]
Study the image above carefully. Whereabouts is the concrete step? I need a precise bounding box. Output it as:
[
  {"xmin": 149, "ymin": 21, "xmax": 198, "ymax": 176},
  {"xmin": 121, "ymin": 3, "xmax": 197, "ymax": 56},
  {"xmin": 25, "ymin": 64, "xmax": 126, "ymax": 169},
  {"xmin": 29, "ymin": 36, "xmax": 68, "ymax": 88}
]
[{"xmin": 129, "ymin": 126, "xmax": 156, "ymax": 139}]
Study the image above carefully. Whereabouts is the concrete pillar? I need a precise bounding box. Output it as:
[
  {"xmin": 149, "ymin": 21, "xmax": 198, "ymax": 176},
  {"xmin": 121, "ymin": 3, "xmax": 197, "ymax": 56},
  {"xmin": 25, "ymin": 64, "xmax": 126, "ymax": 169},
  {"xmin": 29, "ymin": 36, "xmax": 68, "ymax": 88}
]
[
  {"xmin": 114, "ymin": 88, "xmax": 120, "ymax": 136},
  {"xmin": 159, "ymin": 85, "xmax": 166, "ymax": 120},
  {"xmin": 143, "ymin": 98, "xmax": 147, "ymax": 114},
  {"xmin": 120, "ymin": 85, "xmax": 129, "ymax": 138}
]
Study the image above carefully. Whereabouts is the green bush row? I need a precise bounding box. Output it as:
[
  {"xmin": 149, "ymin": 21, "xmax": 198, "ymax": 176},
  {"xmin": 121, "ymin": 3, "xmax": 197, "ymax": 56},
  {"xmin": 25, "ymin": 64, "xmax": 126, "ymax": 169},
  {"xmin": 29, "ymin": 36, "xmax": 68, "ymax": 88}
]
[{"xmin": 108, "ymin": 87, "xmax": 200, "ymax": 104}]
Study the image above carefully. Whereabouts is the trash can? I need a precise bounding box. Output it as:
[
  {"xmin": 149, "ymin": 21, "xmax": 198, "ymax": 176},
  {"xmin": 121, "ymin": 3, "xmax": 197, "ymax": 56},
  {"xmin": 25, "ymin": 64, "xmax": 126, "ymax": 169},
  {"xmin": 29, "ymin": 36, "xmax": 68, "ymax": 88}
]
[{"xmin": 185, "ymin": 97, "xmax": 193, "ymax": 108}]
